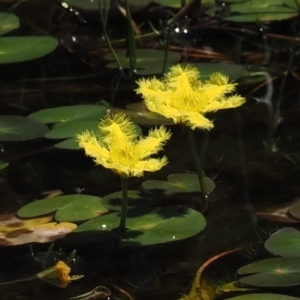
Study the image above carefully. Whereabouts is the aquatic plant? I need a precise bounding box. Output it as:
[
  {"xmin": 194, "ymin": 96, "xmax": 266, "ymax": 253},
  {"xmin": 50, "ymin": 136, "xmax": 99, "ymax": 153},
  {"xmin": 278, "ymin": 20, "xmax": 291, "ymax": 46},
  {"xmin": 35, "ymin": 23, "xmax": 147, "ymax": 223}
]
[
  {"xmin": 0, "ymin": 260, "xmax": 83, "ymax": 288},
  {"xmin": 76, "ymin": 112, "xmax": 171, "ymax": 230},
  {"xmin": 136, "ymin": 64, "xmax": 245, "ymax": 211}
]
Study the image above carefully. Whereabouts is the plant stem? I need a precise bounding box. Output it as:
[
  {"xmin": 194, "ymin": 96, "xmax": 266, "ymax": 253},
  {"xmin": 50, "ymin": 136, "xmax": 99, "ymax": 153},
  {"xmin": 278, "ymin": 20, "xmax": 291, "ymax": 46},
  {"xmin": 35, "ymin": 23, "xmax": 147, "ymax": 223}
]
[
  {"xmin": 124, "ymin": 0, "xmax": 137, "ymax": 77},
  {"xmin": 186, "ymin": 127, "xmax": 208, "ymax": 212},
  {"xmin": 0, "ymin": 276, "xmax": 35, "ymax": 286},
  {"xmin": 99, "ymin": 0, "xmax": 124, "ymax": 74},
  {"xmin": 119, "ymin": 175, "xmax": 129, "ymax": 230},
  {"xmin": 162, "ymin": 25, "xmax": 172, "ymax": 74}
]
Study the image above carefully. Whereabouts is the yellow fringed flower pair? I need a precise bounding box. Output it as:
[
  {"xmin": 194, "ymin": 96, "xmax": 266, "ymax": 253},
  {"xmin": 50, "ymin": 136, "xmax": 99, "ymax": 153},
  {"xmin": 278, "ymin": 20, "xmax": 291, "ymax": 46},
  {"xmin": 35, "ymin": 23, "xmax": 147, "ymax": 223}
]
[
  {"xmin": 136, "ymin": 64, "xmax": 245, "ymax": 130},
  {"xmin": 76, "ymin": 112, "xmax": 171, "ymax": 177}
]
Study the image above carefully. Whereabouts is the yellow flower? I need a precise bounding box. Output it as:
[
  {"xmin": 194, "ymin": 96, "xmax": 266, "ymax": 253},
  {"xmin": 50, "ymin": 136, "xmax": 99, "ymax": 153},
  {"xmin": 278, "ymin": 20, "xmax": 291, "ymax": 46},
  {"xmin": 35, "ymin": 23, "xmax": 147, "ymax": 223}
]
[
  {"xmin": 76, "ymin": 112, "xmax": 171, "ymax": 177},
  {"xmin": 136, "ymin": 64, "xmax": 245, "ymax": 130},
  {"xmin": 36, "ymin": 261, "xmax": 83, "ymax": 288}
]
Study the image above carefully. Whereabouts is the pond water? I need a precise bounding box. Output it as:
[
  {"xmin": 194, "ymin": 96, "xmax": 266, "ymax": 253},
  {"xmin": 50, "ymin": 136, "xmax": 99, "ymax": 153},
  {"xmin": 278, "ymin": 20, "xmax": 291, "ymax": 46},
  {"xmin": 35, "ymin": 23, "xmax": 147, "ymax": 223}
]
[{"xmin": 1, "ymin": 0, "xmax": 300, "ymax": 300}]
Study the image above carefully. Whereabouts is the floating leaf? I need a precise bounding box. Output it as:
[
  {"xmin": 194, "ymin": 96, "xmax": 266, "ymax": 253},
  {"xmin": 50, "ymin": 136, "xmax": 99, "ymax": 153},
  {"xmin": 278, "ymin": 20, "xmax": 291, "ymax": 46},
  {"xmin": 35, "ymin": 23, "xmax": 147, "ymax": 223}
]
[
  {"xmin": 185, "ymin": 62, "xmax": 249, "ymax": 81},
  {"xmin": 264, "ymin": 227, "xmax": 300, "ymax": 257},
  {"xmin": 0, "ymin": 214, "xmax": 52, "ymax": 234},
  {"xmin": 102, "ymin": 190, "xmax": 157, "ymax": 211},
  {"xmin": 142, "ymin": 173, "xmax": 215, "ymax": 195},
  {"xmin": 0, "ymin": 116, "xmax": 49, "ymax": 141},
  {"xmin": 224, "ymin": 13, "xmax": 298, "ymax": 22},
  {"xmin": 238, "ymin": 257, "xmax": 300, "ymax": 287},
  {"xmin": 54, "ymin": 138, "xmax": 79, "ymax": 150},
  {"xmin": 255, "ymin": 199, "xmax": 300, "ymax": 223},
  {"xmin": 62, "ymin": 0, "xmax": 108, "ymax": 10},
  {"xmin": 28, "ymin": 105, "xmax": 107, "ymax": 124},
  {"xmin": 105, "ymin": 49, "xmax": 180, "ymax": 71},
  {"xmin": 76, "ymin": 206, "xmax": 206, "ymax": 246},
  {"xmin": 108, "ymin": 106, "xmax": 174, "ymax": 126},
  {"xmin": 0, "ymin": 13, "xmax": 19, "ymax": 36},
  {"xmin": 226, "ymin": 293, "xmax": 300, "ymax": 299},
  {"xmin": 45, "ymin": 119, "xmax": 99, "ymax": 139},
  {"xmin": 17, "ymin": 194, "xmax": 108, "ymax": 222},
  {"xmin": 0, "ymin": 222, "xmax": 77, "ymax": 246},
  {"xmin": 229, "ymin": 4, "xmax": 296, "ymax": 14},
  {"xmin": 0, "ymin": 162, "xmax": 9, "ymax": 170},
  {"xmin": 0, "ymin": 37, "xmax": 58, "ymax": 64}
]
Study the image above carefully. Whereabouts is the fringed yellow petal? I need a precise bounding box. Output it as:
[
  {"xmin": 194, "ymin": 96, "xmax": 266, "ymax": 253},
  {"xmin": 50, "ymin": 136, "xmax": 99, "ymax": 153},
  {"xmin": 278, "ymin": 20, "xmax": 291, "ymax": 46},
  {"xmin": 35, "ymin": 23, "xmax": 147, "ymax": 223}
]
[
  {"xmin": 76, "ymin": 131, "xmax": 109, "ymax": 161},
  {"xmin": 135, "ymin": 127, "xmax": 171, "ymax": 159},
  {"xmin": 206, "ymin": 72, "xmax": 229, "ymax": 86},
  {"xmin": 77, "ymin": 113, "xmax": 170, "ymax": 177},
  {"xmin": 205, "ymin": 94, "xmax": 246, "ymax": 112},
  {"xmin": 182, "ymin": 112, "xmax": 214, "ymax": 130},
  {"xmin": 99, "ymin": 113, "xmax": 138, "ymax": 143},
  {"xmin": 133, "ymin": 156, "xmax": 169, "ymax": 176},
  {"xmin": 166, "ymin": 64, "xmax": 200, "ymax": 89}
]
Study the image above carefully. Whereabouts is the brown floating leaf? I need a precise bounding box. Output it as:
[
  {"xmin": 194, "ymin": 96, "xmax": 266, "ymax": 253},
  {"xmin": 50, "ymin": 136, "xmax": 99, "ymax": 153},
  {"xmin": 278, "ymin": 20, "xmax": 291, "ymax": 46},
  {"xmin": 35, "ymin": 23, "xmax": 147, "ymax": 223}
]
[
  {"xmin": 0, "ymin": 214, "xmax": 53, "ymax": 234},
  {"xmin": 0, "ymin": 222, "xmax": 77, "ymax": 246},
  {"xmin": 255, "ymin": 199, "xmax": 300, "ymax": 223}
]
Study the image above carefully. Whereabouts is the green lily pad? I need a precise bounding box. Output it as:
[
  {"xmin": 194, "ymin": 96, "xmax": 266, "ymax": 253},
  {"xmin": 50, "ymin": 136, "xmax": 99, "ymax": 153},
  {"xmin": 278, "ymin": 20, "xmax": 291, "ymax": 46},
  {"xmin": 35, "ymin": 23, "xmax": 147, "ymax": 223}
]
[
  {"xmin": 226, "ymin": 293, "xmax": 300, "ymax": 300},
  {"xmin": 223, "ymin": 13, "xmax": 298, "ymax": 22},
  {"xmin": 102, "ymin": 190, "xmax": 157, "ymax": 210},
  {"xmin": 108, "ymin": 106, "xmax": 174, "ymax": 126},
  {"xmin": 75, "ymin": 205, "xmax": 206, "ymax": 246},
  {"xmin": 62, "ymin": 0, "xmax": 108, "ymax": 10},
  {"xmin": 28, "ymin": 104, "xmax": 107, "ymax": 124},
  {"xmin": 229, "ymin": 4, "xmax": 296, "ymax": 14},
  {"xmin": 184, "ymin": 62, "xmax": 248, "ymax": 81},
  {"xmin": 222, "ymin": 0, "xmax": 248, "ymax": 2},
  {"xmin": 284, "ymin": 0, "xmax": 299, "ymax": 9},
  {"xmin": 153, "ymin": 0, "xmax": 182, "ymax": 7},
  {"xmin": 238, "ymin": 257, "xmax": 300, "ymax": 287},
  {"xmin": 45, "ymin": 119, "xmax": 99, "ymax": 139},
  {"xmin": 105, "ymin": 49, "xmax": 180, "ymax": 70},
  {"xmin": 264, "ymin": 227, "xmax": 300, "ymax": 257},
  {"xmin": 0, "ymin": 116, "xmax": 49, "ymax": 141},
  {"xmin": 0, "ymin": 37, "xmax": 58, "ymax": 64},
  {"xmin": 0, "ymin": 13, "xmax": 19, "ymax": 36},
  {"xmin": 0, "ymin": 162, "xmax": 9, "ymax": 170},
  {"xmin": 17, "ymin": 194, "xmax": 108, "ymax": 222},
  {"xmin": 288, "ymin": 198, "xmax": 300, "ymax": 220},
  {"xmin": 142, "ymin": 173, "xmax": 215, "ymax": 195},
  {"xmin": 54, "ymin": 137, "xmax": 80, "ymax": 150}
]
